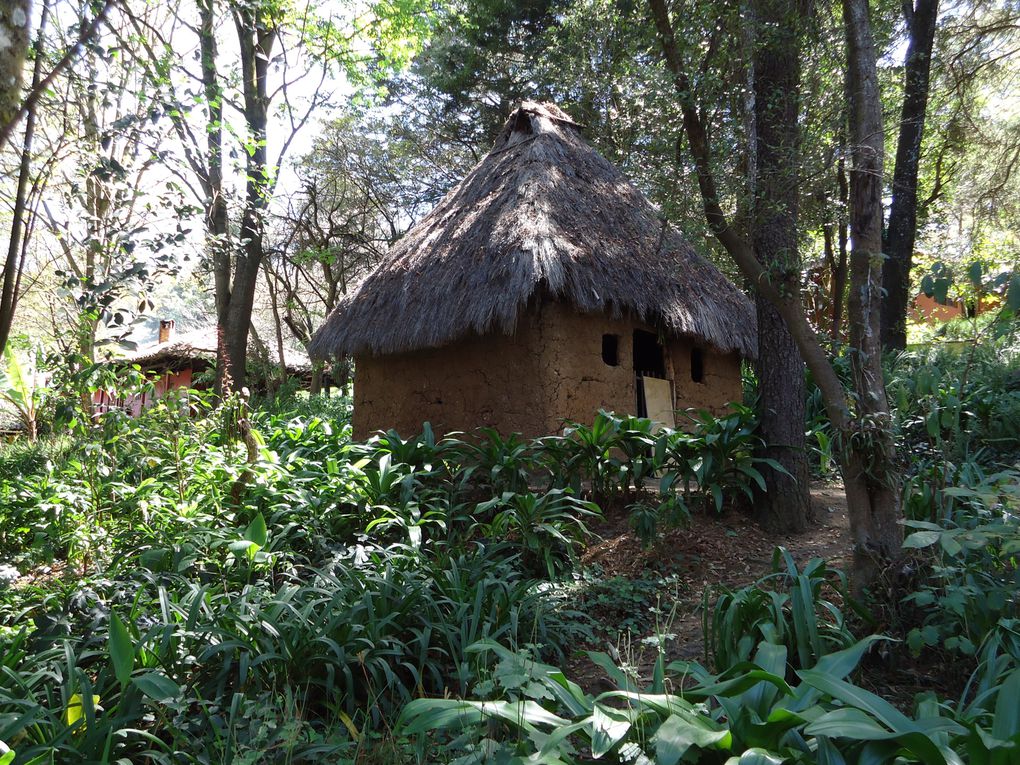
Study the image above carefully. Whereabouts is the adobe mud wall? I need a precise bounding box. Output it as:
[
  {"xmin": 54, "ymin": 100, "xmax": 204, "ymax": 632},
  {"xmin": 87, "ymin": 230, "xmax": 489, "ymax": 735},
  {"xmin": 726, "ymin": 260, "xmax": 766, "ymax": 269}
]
[
  {"xmin": 351, "ymin": 313, "xmax": 548, "ymax": 439},
  {"xmin": 535, "ymin": 301, "xmax": 744, "ymax": 429},
  {"xmin": 533, "ymin": 301, "xmax": 638, "ymax": 429},
  {"xmin": 352, "ymin": 300, "xmax": 746, "ymax": 440},
  {"xmin": 667, "ymin": 337, "xmax": 743, "ymax": 420}
]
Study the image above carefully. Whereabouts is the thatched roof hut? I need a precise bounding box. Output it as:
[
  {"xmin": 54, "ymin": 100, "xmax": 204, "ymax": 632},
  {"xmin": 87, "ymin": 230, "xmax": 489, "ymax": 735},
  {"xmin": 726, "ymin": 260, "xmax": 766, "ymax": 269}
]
[
  {"xmin": 93, "ymin": 322, "xmax": 318, "ymax": 417},
  {"xmin": 125, "ymin": 325, "xmax": 311, "ymax": 374},
  {"xmin": 311, "ymin": 101, "xmax": 756, "ymax": 438}
]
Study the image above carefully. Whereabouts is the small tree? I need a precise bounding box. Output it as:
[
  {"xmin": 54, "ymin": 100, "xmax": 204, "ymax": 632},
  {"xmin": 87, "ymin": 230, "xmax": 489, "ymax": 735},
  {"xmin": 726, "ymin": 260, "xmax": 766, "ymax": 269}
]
[{"xmin": 0, "ymin": 346, "xmax": 43, "ymax": 440}]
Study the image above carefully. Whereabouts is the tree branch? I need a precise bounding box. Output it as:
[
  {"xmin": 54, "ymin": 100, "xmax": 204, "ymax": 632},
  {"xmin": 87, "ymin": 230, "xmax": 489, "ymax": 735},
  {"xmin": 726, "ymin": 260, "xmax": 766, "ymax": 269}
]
[{"xmin": 0, "ymin": 0, "xmax": 119, "ymax": 152}]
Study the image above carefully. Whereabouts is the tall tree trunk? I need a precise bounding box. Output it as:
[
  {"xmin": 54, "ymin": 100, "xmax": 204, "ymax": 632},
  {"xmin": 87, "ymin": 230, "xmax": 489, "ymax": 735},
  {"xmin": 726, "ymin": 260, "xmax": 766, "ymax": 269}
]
[
  {"xmin": 880, "ymin": 0, "xmax": 939, "ymax": 350},
  {"xmin": 216, "ymin": 5, "xmax": 276, "ymax": 395},
  {"xmin": 263, "ymin": 262, "xmax": 289, "ymax": 389},
  {"xmin": 0, "ymin": 0, "xmax": 31, "ymax": 133},
  {"xmin": 843, "ymin": 0, "xmax": 903, "ymax": 583},
  {"xmin": 310, "ymin": 362, "xmax": 323, "ymax": 396},
  {"xmin": 750, "ymin": 0, "xmax": 812, "ymax": 532},
  {"xmin": 832, "ymin": 158, "xmax": 849, "ymax": 340},
  {"xmin": 197, "ymin": 0, "xmax": 233, "ymax": 393},
  {"xmin": 650, "ymin": 0, "xmax": 902, "ymax": 586},
  {"xmin": 822, "ymin": 220, "xmax": 835, "ymax": 326},
  {"xmin": 0, "ymin": 0, "xmax": 47, "ymax": 357}
]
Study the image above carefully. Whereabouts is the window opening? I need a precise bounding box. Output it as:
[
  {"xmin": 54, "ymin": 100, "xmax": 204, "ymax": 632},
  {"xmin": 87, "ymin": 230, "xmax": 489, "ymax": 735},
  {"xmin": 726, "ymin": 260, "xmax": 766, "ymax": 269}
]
[
  {"xmin": 691, "ymin": 347, "xmax": 705, "ymax": 383},
  {"xmin": 601, "ymin": 334, "xmax": 619, "ymax": 366}
]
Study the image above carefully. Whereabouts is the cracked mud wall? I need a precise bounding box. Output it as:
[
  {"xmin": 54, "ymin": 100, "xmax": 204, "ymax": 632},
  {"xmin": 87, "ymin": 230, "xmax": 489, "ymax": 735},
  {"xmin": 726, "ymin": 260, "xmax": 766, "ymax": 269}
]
[
  {"xmin": 666, "ymin": 338, "xmax": 743, "ymax": 418},
  {"xmin": 535, "ymin": 301, "xmax": 744, "ymax": 429},
  {"xmin": 351, "ymin": 300, "xmax": 745, "ymax": 439},
  {"xmin": 351, "ymin": 312, "xmax": 548, "ymax": 439}
]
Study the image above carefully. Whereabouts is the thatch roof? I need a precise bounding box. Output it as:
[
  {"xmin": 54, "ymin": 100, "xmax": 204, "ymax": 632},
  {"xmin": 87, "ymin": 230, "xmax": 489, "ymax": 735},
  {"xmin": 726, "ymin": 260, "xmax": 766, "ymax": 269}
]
[
  {"xmin": 310, "ymin": 101, "xmax": 757, "ymax": 360},
  {"xmin": 123, "ymin": 327, "xmax": 311, "ymax": 372}
]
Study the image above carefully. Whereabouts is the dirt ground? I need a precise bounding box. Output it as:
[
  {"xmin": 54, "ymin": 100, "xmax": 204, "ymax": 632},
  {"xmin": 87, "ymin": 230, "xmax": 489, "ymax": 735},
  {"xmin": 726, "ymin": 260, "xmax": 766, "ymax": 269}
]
[{"xmin": 565, "ymin": 479, "xmax": 853, "ymax": 688}]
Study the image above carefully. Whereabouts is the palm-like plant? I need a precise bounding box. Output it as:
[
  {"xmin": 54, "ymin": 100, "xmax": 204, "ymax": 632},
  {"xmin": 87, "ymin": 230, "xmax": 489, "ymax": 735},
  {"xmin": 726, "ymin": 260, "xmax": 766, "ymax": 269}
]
[{"xmin": 0, "ymin": 346, "xmax": 44, "ymax": 440}]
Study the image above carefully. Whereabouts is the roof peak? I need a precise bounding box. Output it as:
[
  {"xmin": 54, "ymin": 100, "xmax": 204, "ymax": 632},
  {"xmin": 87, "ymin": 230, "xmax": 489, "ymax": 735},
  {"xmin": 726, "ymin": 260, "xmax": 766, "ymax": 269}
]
[
  {"xmin": 310, "ymin": 102, "xmax": 757, "ymax": 360},
  {"xmin": 493, "ymin": 101, "xmax": 582, "ymax": 150}
]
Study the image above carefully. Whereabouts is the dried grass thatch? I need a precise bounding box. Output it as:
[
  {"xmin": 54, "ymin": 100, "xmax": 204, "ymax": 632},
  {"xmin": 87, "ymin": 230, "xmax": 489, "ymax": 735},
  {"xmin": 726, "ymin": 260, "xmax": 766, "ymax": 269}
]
[
  {"xmin": 310, "ymin": 101, "xmax": 756, "ymax": 360},
  {"xmin": 124, "ymin": 327, "xmax": 311, "ymax": 372}
]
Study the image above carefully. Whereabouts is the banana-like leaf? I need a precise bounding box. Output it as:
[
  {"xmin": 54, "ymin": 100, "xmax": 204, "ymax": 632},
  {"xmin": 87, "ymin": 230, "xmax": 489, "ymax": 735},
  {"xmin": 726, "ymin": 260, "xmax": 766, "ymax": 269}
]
[
  {"xmin": 0, "ymin": 347, "xmax": 38, "ymax": 426},
  {"xmin": 399, "ymin": 698, "xmax": 570, "ymax": 735},
  {"xmin": 591, "ymin": 703, "xmax": 632, "ymax": 758},
  {"xmin": 652, "ymin": 712, "xmax": 732, "ymax": 765}
]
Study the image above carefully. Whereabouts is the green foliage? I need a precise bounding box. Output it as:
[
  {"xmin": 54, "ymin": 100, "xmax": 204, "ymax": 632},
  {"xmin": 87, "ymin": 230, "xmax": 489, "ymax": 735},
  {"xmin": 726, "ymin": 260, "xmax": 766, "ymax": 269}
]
[
  {"xmin": 0, "ymin": 392, "xmax": 590, "ymax": 761},
  {"xmin": 888, "ymin": 329, "xmax": 1020, "ymax": 466},
  {"xmin": 474, "ymin": 490, "xmax": 601, "ymax": 579},
  {"xmin": 902, "ymin": 466, "xmax": 1020, "ymax": 660},
  {"xmin": 6, "ymin": 370, "xmax": 1020, "ymax": 762},
  {"xmin": 0, "ymin": 347, "xmax": 43, "ymax": 439},
  {"xmin": 546, "ymin": 407, "xmax": 781, "ymax": 545},
  {"xmin": 398, "ymin": 636, "xmax": 977, "ymax": 764},
  {"xmin": 705, "ymin": 548, "xmax": 860, "ymax": 672},
  {"xmin": 550, "ymin": 566, "xmax": 685, "ymax": 639}
]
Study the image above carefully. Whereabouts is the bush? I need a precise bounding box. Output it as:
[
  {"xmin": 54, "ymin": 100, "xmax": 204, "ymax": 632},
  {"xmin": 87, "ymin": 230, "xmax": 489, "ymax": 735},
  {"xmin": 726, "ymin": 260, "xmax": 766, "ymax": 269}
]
[
  {"xmin": 887, "ymin": 340, "xmax": 1020, "ymax": 464},
  {"xmin": 902, "ymin": 465, "xmax": 1020, "ymax": 659},
  {"xmin": 705, "ymin": 547, "xmax": 860, "ymax": 672},
  {"xmin": 398, "ymin": 635, "xmax": 987, "ymax": 764}
]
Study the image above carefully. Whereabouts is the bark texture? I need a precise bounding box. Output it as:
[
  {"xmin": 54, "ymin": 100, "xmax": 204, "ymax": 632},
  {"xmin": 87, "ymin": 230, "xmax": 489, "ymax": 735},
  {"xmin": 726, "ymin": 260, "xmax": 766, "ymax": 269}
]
[
  {"xmin": 880, "ymin": 0, "xmax": 939, "ymax": 350},
  {"xmin": 843, "ymin": 0, "xmax": 904, "ymax": 584},
  {"xmin": 196, "ymin": 0, "xmax": 232, "ymax": 393},
  {"xmin": 214, "ymin": 4, "xmax": 276, "ymax": 394},
  {"xmin": 832, "ymin": 159, "xmax": 849, "ymax": 340},
  {"xmin": 650, "ymin": 0, "xmax": 904, "ymax": 586},
  {"xmin": 750, "ymin": 0, "xmax": 812, "ymax": 532},
  {"xmin": 0, "ymin": 0, "xmax": 31, "ymax": 133},
  {"xmin": 648, "ymin": 0, "xmax": 811, "ymax": 532}
]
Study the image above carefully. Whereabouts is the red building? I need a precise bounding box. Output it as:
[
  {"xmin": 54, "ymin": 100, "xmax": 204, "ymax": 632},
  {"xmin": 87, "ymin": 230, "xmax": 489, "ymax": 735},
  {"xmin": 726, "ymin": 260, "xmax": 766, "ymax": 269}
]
[{"xmin": 93, "ymin": 320, "xmax": 314, "ymax": 415}]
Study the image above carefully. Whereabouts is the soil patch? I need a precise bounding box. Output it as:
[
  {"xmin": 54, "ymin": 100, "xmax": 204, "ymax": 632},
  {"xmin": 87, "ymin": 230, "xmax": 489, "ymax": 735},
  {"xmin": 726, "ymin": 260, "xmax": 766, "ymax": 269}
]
[{"xmin": 562, "ymin": 479, "xmax": 851, "ymax": 690}]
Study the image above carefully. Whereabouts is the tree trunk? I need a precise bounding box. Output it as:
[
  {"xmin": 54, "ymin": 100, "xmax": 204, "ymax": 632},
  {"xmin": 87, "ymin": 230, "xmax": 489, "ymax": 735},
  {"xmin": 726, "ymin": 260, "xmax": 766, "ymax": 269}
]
[
  {"xmin": 750, "ymin": 0, "xmax": 812, "ymax": 532},
  {"xmin": 881, "ymin": 0, "xmax": 939, "ymax": 351},
  {"xmin": 264, "ymin": 263, "xmax": 290, "ymax": 389},
  {"xmin": 821, "ymin": 219, "xmax": 837, "ymax": 338},
  {"xmin": 337, "ymin": 355, "xmax": 352, "ymax": 393},
  {"xmin": 650, "ymin": 0, "xmax": 903, "ymax": 586},
  {"xmin": 0, "ymin": 0, "xmax": 31, "ymax": 133},
  {"xmin": 832, "ymin": 159, "xmax": 849, "ymax": 340},
  {"xmin": 843, "ymin": 0, "xmax": 903, "ymax": 582},
  {"xmin": 310, "ymin": 362, "xmax": 323, "ymax": 396},
  {"xmin": 195, "ymin": 0, "xmax": 233, "ymax": 395},
  {"xmin": 215, "ymin": 6, "xmax": 276, "ymax": 395},
  {"xmin": 0, "ymin": 0, "xmax": 47, "ymax": 358}
]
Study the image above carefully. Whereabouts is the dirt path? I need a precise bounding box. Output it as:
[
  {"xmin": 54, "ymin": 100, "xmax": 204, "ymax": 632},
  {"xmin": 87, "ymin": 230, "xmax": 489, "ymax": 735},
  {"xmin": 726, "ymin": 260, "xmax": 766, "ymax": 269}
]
[{"xmin": 565, "ymin": 479, "xmax": 852, "ymax": 687}]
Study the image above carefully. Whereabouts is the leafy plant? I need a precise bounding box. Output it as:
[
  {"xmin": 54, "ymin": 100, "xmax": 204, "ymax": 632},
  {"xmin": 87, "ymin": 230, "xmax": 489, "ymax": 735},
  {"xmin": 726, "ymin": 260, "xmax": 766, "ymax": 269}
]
[
  {"xmin": 0, "ymin": 347, "xmax": 44, "ymax": 440},
  {"xmin": 399, "ymin": 635, "xmax": 971, "ymax": 764},
  {"xmin": 902, "ymin": 472, "xmax": 1020, "ymax": 658},
  {"xmin": 474, "ymin": 489, "xmax": 601, "ymax": 578},
  {"xmin": 704, "ymin": 547, "xmax": 860, "ymax": 672}
]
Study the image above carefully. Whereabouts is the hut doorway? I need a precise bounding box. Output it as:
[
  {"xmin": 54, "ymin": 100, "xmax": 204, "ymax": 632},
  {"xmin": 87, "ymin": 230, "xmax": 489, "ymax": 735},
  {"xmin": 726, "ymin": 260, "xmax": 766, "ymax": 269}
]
[
  {"xmin": 633, "ymin": 329, "xmax": 665, "ymax": 378},
  {"xmin": 633, "ymin": 330, "xmax": 672, "ymax": 424}
]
